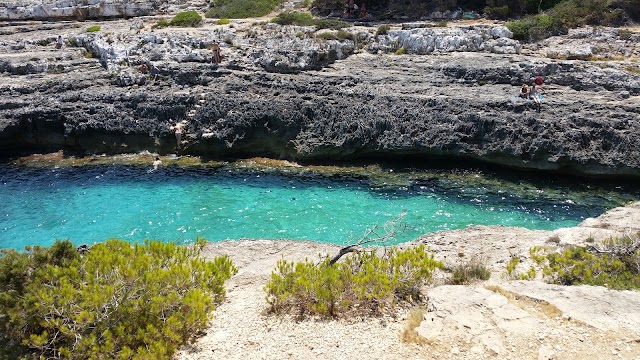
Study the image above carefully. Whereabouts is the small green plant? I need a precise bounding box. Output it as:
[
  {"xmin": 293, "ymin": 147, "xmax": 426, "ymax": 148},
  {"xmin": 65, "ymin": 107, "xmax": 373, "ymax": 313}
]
[
  {"xmin": 264, "ymin": 245, "xmax": 443, "ymax": 317},
  {"xmin": 37, "ymin": 39, "xmax": 51, "ymax": 46},
  {"xmin": 506, "ymin": 255, "xmax": 520, "ymax": 278},
  {"xmin": 395, "ymin": 47, "xmax": 406, "ymax": 55},
  {"xmin": 318, "ymin": 32, "xmax": 338, "ymax": 40},
  {"xmin": 449, "ymin": 257, "xmax": 491, "ymax": 284},
  {"xmin": 86, "ymin": 25, "xmax": 101, "ymax": 33},
  {"xmin": 313, "ymin": 18, "xmax": 351, "ymax": 30},
  {"xmin": 156, "ymin": 19, "xmax": 170, "ymax": 28},
  {"xmin": 484, "ymin": 5, "xmax": 510, "ymax": 19},
  {"xmin": 376, "ymin": 24, "xmax": 391, "ymax": 36},
  {"xmin": 206, "ymin": 0, "xmax": 283, "ymax": 18},
  {"xmin": 271, "ymin": 11, "xmax": 314, "ymax": 25},
  {"xmin": 619, "ymin": 29, "xmax": 633, "ymax": 40},
  {"xmin": 68, "ymin": 37, "xmax": 78, "ymax": 47},
  {"xmin": 478, "ymin": 80, "xmax": 487, "ymax": 86},
  {"xmin": 0, "ymin": 239, "xmax": 236, "ymax": 359},
  {"xmin": 434, "ymin": 21, "xmax": 448, "ymax": 27},
  {"xmin": 217, "ymin": 18, "xmax": 231, "ymax": 25},
  {"xmin": 170, "ymin": 10, "xmax": 203, "ymax": 27}
]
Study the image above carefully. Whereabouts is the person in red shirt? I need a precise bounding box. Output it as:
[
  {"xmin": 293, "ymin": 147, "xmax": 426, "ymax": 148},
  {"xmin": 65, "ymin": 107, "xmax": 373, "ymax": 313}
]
[{"xmin": 535, "ymin": 74, "xmax": 545, "ymax": 92}]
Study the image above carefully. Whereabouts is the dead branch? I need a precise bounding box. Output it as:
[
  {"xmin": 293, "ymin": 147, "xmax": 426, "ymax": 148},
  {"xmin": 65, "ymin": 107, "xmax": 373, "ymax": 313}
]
[{"xmin": 328, "ymin": 212, "xmax": 408, "ymax": 265}]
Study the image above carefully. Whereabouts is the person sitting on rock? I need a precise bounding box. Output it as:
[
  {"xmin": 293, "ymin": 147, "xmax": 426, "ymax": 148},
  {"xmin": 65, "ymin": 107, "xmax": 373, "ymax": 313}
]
[
  {"xmin": 519, "ymin": 84, "xmax": 529, "ymax": 99},
  {"xmin": 535, "ymin": 73, "xmax": 545, "ymax": 92},
  {"xmin": 139, "ymin": 63, "xmax": 148, "ymax": 74},
  {"xmin": 56, "ymin": 35, "xmax": 63, "ymax": 49},
  {"xmin": 529, "ymin": 84, "xmax": 541, "ymax": 112}
]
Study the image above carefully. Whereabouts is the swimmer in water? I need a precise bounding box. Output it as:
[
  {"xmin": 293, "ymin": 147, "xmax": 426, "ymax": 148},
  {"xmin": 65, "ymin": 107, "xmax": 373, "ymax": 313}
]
[{"xmin": 152, "ymin": 156, "xmax": 162, "ymax": 171}]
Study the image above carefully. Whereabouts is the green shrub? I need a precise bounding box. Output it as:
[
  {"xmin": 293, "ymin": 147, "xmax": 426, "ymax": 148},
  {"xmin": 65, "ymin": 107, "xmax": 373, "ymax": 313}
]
[
  {"xmin": 68, "ymin": 37, "xmax": 78, "ymax": 47},
  {"xmin": 484, "ymin": 5, "xmax": 510, "ymax": 19},
  {"xmin": 0, "ymin": 239, "xmax": 236, "ymax": 359},
  {"xmin": 318, "ymin": 32, "xmax": 338, "ymax": 40},
  {"xmin": 271, "ymin": 12, "xmax": 351, "ymax": 29},
  {"xmin": 449, "ymin": 258, "xmax": 491, "ymax": 284},
  {"xmin": 434, "ymin": 21, "xmax": 448, "ymax": 27},
  {"xmin": 156, "ymin": 19, "xmax": 170, "ymax": 28},
  {"xmin": 86, "ymin": 25, "xmax": 101, "ymax": 33},
  {"xmin": 518, "ymin": 233, "xmax": 640, "ymax": 290},
  {"xmin": 206, "ymin": 0, "xmax": 282, "ymax": 19},
  {"xmin": 313, "ymin": 18, "xmax": 351, "ymax": 30},
  {"xmin": 264, "ymin": 245, "xmax": 443, "ymax": 317},
  {"xmin": 376, "ymin": 24, "xmax": 391, "ymax": 36},
  {"xmin": 619, "ymin": 29, "xmax": 633, "ymax": 40},
  {"xmin": 395, "ymin": 47, "xmax": 406, "ymax": 55},
  {"xmin": 170, "ymin": 10, "xmax": 203, "ymax": 27},
  {"xmin": 217, "ymin": 17, "xmax": 231, "ymax": 24}
]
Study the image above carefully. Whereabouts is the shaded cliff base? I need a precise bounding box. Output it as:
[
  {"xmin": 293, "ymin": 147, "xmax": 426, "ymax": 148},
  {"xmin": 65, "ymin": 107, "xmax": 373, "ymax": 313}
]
[{"xmin": 177, "ymin": 202, "xmax": 640, "ymax": 359}]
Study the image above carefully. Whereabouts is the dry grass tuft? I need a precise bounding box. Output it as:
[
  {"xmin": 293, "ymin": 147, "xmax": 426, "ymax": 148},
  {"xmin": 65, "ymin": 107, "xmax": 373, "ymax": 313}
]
[
  {"xmin": 484, "ymin": 285, "xmax": 562, "ymax": 319},
  {"xmin": 400, "ymin": 307, "xmax": 427, "ymax": 345}
]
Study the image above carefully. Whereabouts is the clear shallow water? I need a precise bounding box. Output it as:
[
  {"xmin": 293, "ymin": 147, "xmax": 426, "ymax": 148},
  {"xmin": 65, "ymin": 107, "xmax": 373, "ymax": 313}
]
[{"xmin": 0, "ymin": 165, "xmax": 630, "ymax": 249}]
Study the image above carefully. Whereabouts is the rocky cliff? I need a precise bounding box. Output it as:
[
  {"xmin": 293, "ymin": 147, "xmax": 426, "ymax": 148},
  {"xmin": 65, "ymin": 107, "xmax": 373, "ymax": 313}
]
[{"xmin": 0, "ymin": 14, "xmax": 639, "ymax": 177}]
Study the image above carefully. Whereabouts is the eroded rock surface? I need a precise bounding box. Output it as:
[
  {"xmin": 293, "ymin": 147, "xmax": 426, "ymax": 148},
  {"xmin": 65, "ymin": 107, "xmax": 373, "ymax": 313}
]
[{"xmin": 0, "ymin": 14, "xmax": 639, "ymax": 177}]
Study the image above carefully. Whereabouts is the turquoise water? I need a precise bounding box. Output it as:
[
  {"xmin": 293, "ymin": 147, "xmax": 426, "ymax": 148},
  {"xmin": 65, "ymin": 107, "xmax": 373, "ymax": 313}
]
[{"xmin": 0, "ymin": 165, "xmax": 631, "ymax": 249}]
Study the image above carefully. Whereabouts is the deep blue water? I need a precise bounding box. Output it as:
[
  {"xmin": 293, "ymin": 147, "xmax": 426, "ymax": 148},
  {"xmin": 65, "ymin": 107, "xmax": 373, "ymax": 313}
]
[{"xmin": 0, "ymin": 165, "xmax": 633, "ymax": 249}]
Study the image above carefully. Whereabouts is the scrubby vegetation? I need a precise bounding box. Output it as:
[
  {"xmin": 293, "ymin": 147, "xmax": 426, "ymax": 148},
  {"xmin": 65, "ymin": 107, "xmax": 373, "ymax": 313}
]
[
  {"xmin": 206, "ymin": 0, "xmax": 282, "ymax": 18},
  {"xmin": 264, "ymin": 245, "xmax": 443, "ymax": 317},
  {"xmin": 86, "ymin": 25, "xmax": 101, "ymax": 33},
  {"xmin": 271, "ymin": 11, "xmax": 351, "ymax": 29},
  {"xmin": 170, "ymin": 10, "xmax": 203, "ymax": 27},
  {"xmin": 448, "ymin": 257, "xmax": 491, "ymax": 284},
  {"xmin": 156, "ymin": 19, "xmax": 170, "ymax": 28},
  {"xmin": 510, "ymin": 233, "xmax": 640, "ymax": 290},
  {"xmin": 0, "ymin": 239, "xmax": 236, "ymax": 359}
]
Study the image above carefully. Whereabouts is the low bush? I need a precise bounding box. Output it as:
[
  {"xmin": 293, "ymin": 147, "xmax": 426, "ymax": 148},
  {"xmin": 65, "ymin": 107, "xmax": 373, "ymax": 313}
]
[
  {"xmin": 170, "ymin": 10, "xmax": 203, "ymax": 27},
  {"xmin": 539, "ymin": 234, "xmax": 640, "ymax": 289},
  {"xmin": 271, "ymin": 12, "xmax": 351, "ymax": 29},
  {"xmin": 0, "ymin": 239, "xmax": 236, "ymax": 359},
  {"xmin": 156, "ymin": 19, "xmax": 170, "ymax": 28},
  {"xmin": 484, "ymin": 5, "xmax": 510, "ymax": 19},
  {"xmin": 206, "ymin": 0, "xmax": 282, "ymax": 18},
  {"xmin": 217, "ymin": 18, "xmax": 231, "ymax": 25},
  {"xmin": 271, "ymin": 11, "xmax": 314, "ymax": 25},
  {"xmin": 395, "ymin": 47, "xmax": 406, "ymax": 55},
  {"xmin": 511, "ymin": 233, "xmax": 640, "ymax": 290},
  {"xmin": 86, "ymin": 25, "xmax": 101, "ymax": 33},
  {"xmin": 449, "ymin": 258, "xmax": 491, "ymax": 284},
  {"xmin": 376, "ymin": 24, "xmax": 391, "ymax": 36},
  {"xmin": 264, "ymin": 245, "xmax": 443, "ymax": 317}
]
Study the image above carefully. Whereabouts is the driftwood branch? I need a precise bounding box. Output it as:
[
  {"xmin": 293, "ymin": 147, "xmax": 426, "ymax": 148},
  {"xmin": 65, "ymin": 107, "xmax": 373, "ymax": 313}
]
[{"xmin": 328, "ymin": 212, "xmax": 408, "ymax": 265}]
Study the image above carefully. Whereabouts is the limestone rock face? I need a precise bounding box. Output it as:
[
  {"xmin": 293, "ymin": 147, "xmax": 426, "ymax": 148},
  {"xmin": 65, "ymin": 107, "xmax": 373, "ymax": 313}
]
[
  {"xmin": 369, "ymin": 25, "xmax": 521, "ymax": 55},
  {"xmin": 0, "ymin": 19, "xmax": 639, "ymax": 177},
  {"xmin": 0, "ymin": 0, "xmax": 158, "ymax": 20}
]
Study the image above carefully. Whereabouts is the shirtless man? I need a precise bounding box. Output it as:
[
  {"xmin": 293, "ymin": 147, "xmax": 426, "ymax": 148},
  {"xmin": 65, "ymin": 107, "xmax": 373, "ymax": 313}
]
[{"xmin": 170, "ymin": 120, "xmax": 184, "ymax": 148}]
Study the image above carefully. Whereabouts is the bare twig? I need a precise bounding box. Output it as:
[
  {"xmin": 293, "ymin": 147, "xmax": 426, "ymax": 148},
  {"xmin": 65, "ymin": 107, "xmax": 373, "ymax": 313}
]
[{"xmin": 328, "ymin": 212, "xmax": 408, "ymax": 265}]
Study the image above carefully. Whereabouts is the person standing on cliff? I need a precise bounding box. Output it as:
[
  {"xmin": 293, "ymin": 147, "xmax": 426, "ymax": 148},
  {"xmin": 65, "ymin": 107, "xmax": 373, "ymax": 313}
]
[
  {"xmin": 170, "ymin": 120, "xmax": 184, "ymax": 148},
  {"xmin": 211, "ymin": 42, "xmax": 222, "ymax": 64}
]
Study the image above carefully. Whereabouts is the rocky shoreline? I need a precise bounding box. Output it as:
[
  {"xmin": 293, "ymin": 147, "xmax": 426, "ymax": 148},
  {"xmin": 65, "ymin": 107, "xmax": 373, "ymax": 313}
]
[
  {"xmin": 175, "ymin": 201, "xmax": 640, "ymax": 359},
  {"xmin": 0, "ymin": 3, "xmax": 639, "ymax": 177}
]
